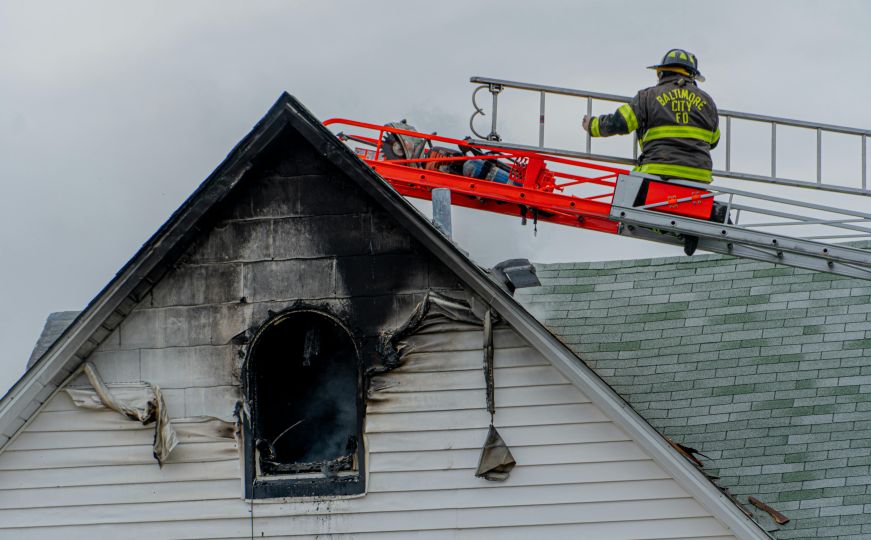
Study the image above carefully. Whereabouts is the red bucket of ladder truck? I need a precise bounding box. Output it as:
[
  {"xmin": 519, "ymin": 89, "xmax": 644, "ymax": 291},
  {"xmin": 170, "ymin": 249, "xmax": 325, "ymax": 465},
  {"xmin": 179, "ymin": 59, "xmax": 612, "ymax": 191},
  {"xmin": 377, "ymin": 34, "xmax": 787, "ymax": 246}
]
[{"xmin": 324, "ymin": 118, "xmax": 726, "ymax": 240}]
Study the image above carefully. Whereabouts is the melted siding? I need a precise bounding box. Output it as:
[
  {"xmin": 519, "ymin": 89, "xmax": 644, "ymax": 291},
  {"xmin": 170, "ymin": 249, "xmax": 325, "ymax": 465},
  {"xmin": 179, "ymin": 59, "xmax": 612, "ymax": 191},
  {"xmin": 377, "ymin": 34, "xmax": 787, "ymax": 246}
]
[{"xmin": 0, "ymin": 326, "xmax": 737, "ymax": 539}]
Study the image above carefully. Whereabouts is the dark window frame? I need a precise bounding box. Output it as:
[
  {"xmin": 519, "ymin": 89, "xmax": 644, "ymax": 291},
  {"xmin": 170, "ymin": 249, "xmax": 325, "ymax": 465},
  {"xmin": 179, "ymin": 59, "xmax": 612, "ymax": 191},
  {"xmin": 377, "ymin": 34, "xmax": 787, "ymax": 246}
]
[{"xmin": 241, "ymin": 308, "xmax": 365, "ymax": 499}]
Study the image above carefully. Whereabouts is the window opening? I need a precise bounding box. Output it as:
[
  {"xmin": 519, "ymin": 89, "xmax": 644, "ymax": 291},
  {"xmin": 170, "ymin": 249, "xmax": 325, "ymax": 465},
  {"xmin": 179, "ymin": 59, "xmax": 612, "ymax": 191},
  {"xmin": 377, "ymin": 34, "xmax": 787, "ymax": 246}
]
[{"xmin": 244, "ymin": 309, "xmax": 363, "ymax": 497}]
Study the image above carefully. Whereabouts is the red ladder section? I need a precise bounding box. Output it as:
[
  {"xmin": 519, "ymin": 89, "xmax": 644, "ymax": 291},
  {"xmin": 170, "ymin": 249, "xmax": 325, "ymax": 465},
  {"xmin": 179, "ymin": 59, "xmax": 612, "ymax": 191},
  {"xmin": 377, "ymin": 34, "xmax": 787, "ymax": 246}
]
[
  {"xmin": 325, "ymin": 119, "xmax": 715, "ymax": 236},
  {"xmin": 324, "ymin": 119, "xmax": 625, "ymax": 235}
]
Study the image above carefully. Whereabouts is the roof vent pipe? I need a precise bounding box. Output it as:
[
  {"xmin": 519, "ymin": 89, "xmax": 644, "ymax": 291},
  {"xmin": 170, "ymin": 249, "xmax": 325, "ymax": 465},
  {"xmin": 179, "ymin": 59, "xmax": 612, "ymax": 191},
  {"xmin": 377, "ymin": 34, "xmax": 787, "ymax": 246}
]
[{"xmin": 431, "ymin": 188, "xmax": 452, "ymax": 238}]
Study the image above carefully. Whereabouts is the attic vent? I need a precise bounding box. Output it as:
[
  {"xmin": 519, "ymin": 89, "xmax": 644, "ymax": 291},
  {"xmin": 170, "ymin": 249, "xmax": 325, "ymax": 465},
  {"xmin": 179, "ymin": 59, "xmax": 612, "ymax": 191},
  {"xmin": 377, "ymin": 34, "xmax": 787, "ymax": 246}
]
[{"xmin": 243, "ymin": 309, "xmax": 364, "ymax": 498}]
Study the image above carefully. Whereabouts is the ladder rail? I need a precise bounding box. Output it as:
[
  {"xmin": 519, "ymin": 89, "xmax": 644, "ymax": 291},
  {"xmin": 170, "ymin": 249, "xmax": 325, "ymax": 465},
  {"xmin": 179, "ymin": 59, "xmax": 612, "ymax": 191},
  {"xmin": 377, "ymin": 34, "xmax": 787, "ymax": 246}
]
[
  {"xmin": 466, "ymin": 138, "xmax": 871, "ymax": 198},
  {"xmin": 669, "ymin": 179, "xmax": 871, "ymax": 220},
  {"xmin": 617, "ymin": 208, "xmax": 871, "ymax": 281},
  {"xmin": 670, "ymin": 177, "xmax": 871, "ymax": 247},
  {"xmin": 470, "ymin": 76, "xmax": 871, "ymax": 197},
  {"xmin": 728, "ymin": 203, "xmax": 871, "ymax": 237},
  {"xmin": 611, "ymin": 174, "xmax": 871, "ymax": 273},
  {"xmin": 620, "ymin": 224, "xmax": 871, "ymax": 281}
]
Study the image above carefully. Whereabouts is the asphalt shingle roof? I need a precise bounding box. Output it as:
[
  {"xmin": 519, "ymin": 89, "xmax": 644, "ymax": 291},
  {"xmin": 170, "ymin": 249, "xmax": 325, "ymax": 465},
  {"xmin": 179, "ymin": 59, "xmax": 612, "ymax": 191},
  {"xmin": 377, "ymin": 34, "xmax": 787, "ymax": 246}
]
[{"xmin": 519, "ymin": 248, "xmax": 871, "ymax": 540}]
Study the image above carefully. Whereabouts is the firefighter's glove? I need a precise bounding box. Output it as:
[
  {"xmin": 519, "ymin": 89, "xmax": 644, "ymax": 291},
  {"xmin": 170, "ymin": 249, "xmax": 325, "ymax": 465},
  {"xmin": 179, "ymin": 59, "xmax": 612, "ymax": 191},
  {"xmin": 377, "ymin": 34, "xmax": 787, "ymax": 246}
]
[{"xmin": 582, "ymin": 114, "xmax": 591, "ymax": 132}]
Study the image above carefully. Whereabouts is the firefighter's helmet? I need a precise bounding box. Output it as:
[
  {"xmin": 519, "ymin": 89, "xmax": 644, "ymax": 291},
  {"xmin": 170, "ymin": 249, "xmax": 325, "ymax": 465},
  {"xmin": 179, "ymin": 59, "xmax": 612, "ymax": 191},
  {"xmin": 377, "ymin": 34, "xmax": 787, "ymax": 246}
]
[{"xmin": 647, "ymin": 49, "xmax": 705, "ymax": 82}]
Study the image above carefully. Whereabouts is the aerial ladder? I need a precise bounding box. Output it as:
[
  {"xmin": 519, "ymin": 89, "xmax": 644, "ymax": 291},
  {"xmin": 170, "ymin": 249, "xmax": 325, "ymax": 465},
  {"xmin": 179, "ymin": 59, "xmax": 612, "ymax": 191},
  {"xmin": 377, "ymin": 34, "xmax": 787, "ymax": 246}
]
[{"xmin": 325, "ymin": 76, "xmax": 871, "ymax": 281}]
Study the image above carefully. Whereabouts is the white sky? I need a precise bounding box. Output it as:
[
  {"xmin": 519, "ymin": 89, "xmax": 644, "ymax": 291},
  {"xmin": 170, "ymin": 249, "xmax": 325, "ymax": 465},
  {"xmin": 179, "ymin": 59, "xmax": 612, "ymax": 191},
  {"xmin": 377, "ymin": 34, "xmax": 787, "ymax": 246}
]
[{"xmin": 2, "ymin": 0, "xmax": 870, "ymax": 396}]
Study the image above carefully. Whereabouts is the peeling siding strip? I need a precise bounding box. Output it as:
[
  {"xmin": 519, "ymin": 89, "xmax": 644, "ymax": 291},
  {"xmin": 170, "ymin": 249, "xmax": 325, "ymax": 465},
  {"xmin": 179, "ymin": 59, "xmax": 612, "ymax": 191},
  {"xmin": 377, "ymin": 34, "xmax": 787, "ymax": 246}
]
[{"xmin": 66, "ymin": 362, "xmax": 178, "ymax": 465}]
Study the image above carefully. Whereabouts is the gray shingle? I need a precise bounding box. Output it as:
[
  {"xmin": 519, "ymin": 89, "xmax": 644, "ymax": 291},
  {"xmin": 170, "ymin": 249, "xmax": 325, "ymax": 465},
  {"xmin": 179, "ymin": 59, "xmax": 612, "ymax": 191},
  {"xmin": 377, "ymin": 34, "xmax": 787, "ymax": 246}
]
[{"xmin": 27, "ymin": 311, "xmax": 80, "ymax": 368}]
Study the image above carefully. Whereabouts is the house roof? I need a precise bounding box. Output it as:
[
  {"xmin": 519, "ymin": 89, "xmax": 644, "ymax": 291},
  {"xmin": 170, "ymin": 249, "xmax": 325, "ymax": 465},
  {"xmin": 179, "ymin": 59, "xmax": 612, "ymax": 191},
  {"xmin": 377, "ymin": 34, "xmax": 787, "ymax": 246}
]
[
  {"xmin": 1, "ymin": 93, "xmax": 769, "ymax": 539},
  {"xmin": 519, "ymin": 250, "xmax": 871, "ymax": 539},
  {"xmin": 27, "ymin": 311, "xmax": 79, "ymax": 369}
]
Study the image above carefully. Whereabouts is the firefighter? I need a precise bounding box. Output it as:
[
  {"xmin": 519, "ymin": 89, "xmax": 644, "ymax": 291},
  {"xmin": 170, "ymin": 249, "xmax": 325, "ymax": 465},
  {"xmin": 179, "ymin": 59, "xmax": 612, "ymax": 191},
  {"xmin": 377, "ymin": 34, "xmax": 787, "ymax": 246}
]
[{"xmin": 582, "ymin": 48, "xmax": 719, "ymax": 255}]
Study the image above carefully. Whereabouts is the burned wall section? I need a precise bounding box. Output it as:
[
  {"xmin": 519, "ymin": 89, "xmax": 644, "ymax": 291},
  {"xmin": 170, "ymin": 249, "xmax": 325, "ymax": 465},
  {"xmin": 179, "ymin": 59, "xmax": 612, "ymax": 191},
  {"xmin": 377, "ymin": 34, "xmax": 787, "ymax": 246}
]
[
  {"xmin": 81, "ymin": 123, "xmax": 462, "ymax": 496},
  {"xmin": 230, "ymin": 126, "xmax": 464, "ymax": 376}
]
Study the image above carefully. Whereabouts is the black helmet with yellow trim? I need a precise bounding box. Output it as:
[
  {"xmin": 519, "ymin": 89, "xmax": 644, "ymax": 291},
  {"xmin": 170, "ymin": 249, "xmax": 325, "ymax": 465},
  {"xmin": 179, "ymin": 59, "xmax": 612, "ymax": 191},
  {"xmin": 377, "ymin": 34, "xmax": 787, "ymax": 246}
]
[{"xmin": 647, "ymin": 49, "xmax": 705, "ymax": 82}]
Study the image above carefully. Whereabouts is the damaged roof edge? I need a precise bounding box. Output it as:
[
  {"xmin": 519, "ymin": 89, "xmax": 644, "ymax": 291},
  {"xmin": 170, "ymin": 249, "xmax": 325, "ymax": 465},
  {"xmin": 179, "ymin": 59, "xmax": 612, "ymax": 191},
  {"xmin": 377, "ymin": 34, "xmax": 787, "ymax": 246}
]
[{"xmin": 0, "ymin": 93, "xmax": 770, "ymax": 539}]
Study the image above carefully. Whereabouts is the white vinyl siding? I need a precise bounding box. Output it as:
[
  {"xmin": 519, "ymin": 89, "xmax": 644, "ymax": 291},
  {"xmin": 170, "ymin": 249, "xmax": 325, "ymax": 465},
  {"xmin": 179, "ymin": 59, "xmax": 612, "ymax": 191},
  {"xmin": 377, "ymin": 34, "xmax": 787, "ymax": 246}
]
[{"xmin": 0, "ymin": 325, "xmax": 737, "ymax": 539}]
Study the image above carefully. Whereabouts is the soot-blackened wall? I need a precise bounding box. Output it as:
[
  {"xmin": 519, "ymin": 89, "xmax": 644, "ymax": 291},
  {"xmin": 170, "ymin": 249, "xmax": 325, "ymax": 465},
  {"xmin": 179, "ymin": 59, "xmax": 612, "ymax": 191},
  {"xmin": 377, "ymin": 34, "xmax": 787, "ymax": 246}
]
[{"xmin": 136, "ymin": 124, "xmax": 464, "ymax": 497}]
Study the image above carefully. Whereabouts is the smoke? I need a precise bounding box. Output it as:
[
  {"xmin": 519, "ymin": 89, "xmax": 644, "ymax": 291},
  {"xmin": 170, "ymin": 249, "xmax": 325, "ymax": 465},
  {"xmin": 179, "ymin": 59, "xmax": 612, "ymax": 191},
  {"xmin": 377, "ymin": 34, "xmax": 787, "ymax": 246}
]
[{"xmin": 251, "ymin": 312, "xmax": 360, "ymax": 471}]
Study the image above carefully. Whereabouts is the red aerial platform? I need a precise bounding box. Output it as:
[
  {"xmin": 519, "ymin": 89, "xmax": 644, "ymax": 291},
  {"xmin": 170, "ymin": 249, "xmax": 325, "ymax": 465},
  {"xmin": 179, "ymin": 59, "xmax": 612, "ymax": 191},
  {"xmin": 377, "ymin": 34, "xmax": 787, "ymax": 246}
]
[{"xmin": 324, "ymin": 118, "xmax": 713, "ymax": 234}]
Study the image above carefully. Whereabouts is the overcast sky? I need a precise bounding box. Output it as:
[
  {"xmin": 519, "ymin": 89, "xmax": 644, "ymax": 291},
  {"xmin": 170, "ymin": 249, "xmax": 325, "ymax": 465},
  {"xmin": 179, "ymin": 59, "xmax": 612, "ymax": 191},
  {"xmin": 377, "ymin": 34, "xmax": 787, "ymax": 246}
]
[{"xmin": 2, "ymin": 0, "xmax": 870, "ymax": 396}]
